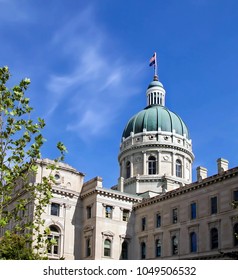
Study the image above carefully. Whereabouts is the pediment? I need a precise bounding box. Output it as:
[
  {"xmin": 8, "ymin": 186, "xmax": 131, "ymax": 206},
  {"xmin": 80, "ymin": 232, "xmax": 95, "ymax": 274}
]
[
  {"xmin": 101, "ymin": 230, "xmax": 114, "ymax": 237},
  {"xmin": 83, "ymin": 224, "xmax": 94, "ymax": 232}
]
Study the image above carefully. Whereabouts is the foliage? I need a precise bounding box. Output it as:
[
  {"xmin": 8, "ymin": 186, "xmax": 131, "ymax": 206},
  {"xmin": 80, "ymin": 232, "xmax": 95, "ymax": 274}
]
[
  {"xmin": 0, "ymin": 66, "xmax": 67, "ymax": 259},
  {"xmin": 0, "ymin": 233, "xmax": 44, "ymax": 260}
]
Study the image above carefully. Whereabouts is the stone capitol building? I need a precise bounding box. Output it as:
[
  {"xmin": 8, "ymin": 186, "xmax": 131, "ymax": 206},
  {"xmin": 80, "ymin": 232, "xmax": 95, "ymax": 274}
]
[{"xmin": 3, "ymin": 59, "xmax": 238, "ymax": 260}]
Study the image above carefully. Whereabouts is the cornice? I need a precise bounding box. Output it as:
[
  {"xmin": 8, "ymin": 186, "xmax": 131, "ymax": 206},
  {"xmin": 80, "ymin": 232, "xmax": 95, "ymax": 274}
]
[
  {"xmin": 37, "ymin": 158, "xmax": 85, "ymax": 177},
  {"xmin": 118, "ymin": 142, "xmax": 194, "ymax": 161},
  {"xmin": 123, "ymin": 175, "xmax": 164, "ymax": 187},
  {"xmin": 133, "ymin": 166, "xmax": 238, "ymax": 209},
  {"xmin": 80, "ymin": 187, "xmax": 141, "ymax": 203},
  {"xmin": 52, "ymin": 186, "xmax": 79, "ymax": 198}
]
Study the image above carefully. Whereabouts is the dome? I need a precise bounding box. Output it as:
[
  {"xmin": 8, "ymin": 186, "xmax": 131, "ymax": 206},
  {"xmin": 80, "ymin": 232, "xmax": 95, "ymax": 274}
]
[
  {"xmin": 147, "ymin": 79, "xmax": 164, "ymax": 89},
  {"xmin": 122, "ymin": 104, "xmax": 190, "ymax": 140}
]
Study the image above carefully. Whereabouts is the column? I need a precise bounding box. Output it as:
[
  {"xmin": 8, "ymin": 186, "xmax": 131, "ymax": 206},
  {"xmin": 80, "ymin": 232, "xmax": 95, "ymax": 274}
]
[
  {"xmin": 142, "ymin": 152, "xmax": 146, "ymax": 175},
  {"xmin": 157, "ymin": 151, "xmax": 160, "ymax": 175},
  {"xmin": 172, "ymin": 152, "xmax": 175, "ymax": 176},
  {"xmin": 130, "ymin": 155, "xmax": 134, "ymax": 177}
]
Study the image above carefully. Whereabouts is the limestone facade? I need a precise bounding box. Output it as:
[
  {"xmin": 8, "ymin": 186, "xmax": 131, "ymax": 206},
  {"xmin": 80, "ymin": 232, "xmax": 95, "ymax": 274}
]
[{"xmin": 27, "ymin": 157, "xmax": 238, "ymax": 260}]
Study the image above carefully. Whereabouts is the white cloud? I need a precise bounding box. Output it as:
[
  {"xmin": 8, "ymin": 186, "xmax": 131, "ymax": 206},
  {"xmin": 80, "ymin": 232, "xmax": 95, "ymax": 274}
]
[{"xmin": 46, "ymin": 7, "xmax": 144, "ymax": 141}]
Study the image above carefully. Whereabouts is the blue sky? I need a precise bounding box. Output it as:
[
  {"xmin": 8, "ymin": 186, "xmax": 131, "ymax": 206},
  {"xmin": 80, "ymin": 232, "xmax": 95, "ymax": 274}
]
[{"xmin": 1, "ymin": 0, "xmax": 238, "ymax": 187}]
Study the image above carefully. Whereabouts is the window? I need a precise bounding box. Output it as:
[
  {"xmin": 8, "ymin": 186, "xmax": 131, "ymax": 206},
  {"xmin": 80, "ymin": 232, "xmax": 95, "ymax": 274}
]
[
  {"xmin": 172, "ymin": 236, "xmax": 178, "ymax": 255},
  {"xmin": 233, "ymin": 190, "xmax": 238, "ymax": 202},
  {"xmin": 210, "ymin": 228, "xmax": 218, "ymax": 249},
  {"xmin": 190, "ymin": 232, "xmax": 197, "ymax": 253},
  {"xmin": 156, "ymin": 214, "xmax": 161, "ymax": 228},
  {"xmin": 86, "ymin": 206, "xmax": 92, "ymax": 219},
  {"xmin": 148, "ymin": 156, "xmax": 156, "ymax": 175},
  {"xmin": 141, "ymin": 217, "xmax": 146, "ymax": 231},
  {"xmin": 126, "ymin": 161, "xmax": 131, "ymax": 179},
  {"xmin": 211, "ymin": 197, "xmax": 218, "ymax": 214},
  {"xmin": 51, "ymin": 203, "xmax": 60, "ymax": 216},
  {"xmin": 47, "ymin": 225, "xmax": 60, "ymax": 257},
  {"xmin": 190, "ymin": 202, "xmax": 197, "ymax": 220},
  {"xmin": 86, "ymin": 238, "xmax": 91, "ymax": 257},
  {"xmin": 233, "ymin": 223, "xmax": 238, "ymax": 246},
  {"xmin": 155, "ymin": 239, "xmax": 161, "ymax": 257},
  {"xmin": 122, "ymin": 209, "xmax": 130, "ymax": 222},
  {"xmin": 105, "ymin": 205, "xmax": 113, "ymax": 218},
  {"xmin": 172, "ymin": 208, "xmax": 178, "ymax": 224},
  {"xmin": 121, "ymin": 241, "xmax": 128, "ymax": 260},
  {"xmin": 141, "ymin": 242, "xmax": 146, "ymax": 259},
  {"xmin": 54, "ymin": 173, "xmax": 60, "ymax": 180},
  {"xmin": 104, "ymin": 239, "xmax": 111, "ymax": 257},
  {"xmin": 176, "ymin": 159, "xmax": 182, "ymax": 177}
]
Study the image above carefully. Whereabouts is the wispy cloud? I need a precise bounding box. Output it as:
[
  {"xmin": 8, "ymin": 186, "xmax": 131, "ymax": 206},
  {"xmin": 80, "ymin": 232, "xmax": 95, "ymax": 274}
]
[{"xmin": 46, "ymin": 7, "xmax": 143, "ymax": 141}]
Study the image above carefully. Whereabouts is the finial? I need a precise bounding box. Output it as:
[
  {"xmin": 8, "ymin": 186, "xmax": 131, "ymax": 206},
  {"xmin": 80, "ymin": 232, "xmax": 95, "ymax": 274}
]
[{"xmin": 153, "ymin": 75, "xmax": 159, "ymax": 81}]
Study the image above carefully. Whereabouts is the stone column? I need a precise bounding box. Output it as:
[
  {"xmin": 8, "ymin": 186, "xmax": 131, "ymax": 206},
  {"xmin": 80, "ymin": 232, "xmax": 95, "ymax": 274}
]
[
  {"xmin": 172, "ymin": 152, "xmax": 175, "ymax": 176},
  {"xmin": 157, "ymin": 151, "xmax": 160, "ymax": 174},
  {"xmin": 130, "ymin": 155, "xmax": 134, "ymax": 177},
  {"xmin": 142, "ymin": 152, "xmax": 147, "ymax": 175}
]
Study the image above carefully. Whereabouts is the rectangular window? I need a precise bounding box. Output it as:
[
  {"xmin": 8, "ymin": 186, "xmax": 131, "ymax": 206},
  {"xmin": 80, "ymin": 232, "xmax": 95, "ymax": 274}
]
[
  {"xmin": 190, "ymin": 232, "xmax": 197, "ymax": 253},
  {"xmin": 86, "ymin": 206, "xmax": 92, "ymax": 219},
  {"xmin": 104, "ymin": 239, "xmax": 111, "ymax": 257},
  {"xmin": 122, "ymin": 209, "xmax": 130, "ymax": 222},
  {"xmin": 155, "ymin": 239, "xmax": 161, "ymax": 257},
  {"xmin": 51, "ymin": 203, "xmax": 60, "ymax": 216},
  {"xmin": 172, "ymin": 208, "xmax": 178, "ymax": 224},
  {"xmin": 156, "ymin": 214, "xmax": 161, "ymax": 228},
  {"xmin": 141, "ymin": 217, "xmax": 146, "ymax": 231},
  {"xmin": 172, "ymin": 236, "xmax": 178, "ymax": 255},
  {"xmin": 105, "ymin": 205, "xmax": 113, "ymax": 218},
  {"xmin": 141, "ymin": 242, "xmax": 146, "ymax": 259},
  {"xmin": 86, "ymin": 238, "xmax": 91, "ymax": 257},
  {"xmin": 233, "ymin": 190, "xmax": 238, "ymax": 202},
  {"xmin": 211, "ymin": 197, "xmax": 218, "ymax": 214},
  {"xmin": 47, "ymin": 235, "xmax": 59, "ymax": 255},
  {"xmin": 190, "ymin": 202, "xmax": 197, "ymax": 219}
]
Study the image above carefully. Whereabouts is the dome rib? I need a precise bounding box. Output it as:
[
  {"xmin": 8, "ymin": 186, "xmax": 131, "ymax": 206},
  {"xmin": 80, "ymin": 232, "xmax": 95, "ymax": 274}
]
[{"xmin": 122, "ymin": 105, "xmax": 190, "ymax": 141}]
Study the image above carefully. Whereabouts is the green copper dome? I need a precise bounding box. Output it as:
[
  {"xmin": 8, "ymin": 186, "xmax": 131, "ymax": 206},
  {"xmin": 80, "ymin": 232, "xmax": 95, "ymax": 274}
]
[
  {"xmin": 147, "ymin": 80, "xmax": 164, "ymax": 89},
  {"xmin": 122, "ymin": 105, "xmax": 190, "ymax": 140}
]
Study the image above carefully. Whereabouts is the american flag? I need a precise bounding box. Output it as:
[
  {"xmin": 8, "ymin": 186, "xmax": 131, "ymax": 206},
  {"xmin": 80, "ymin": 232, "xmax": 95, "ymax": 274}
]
[{"xmin": 149, "ymin": 53, "xmax": 156, "ymax": 66}]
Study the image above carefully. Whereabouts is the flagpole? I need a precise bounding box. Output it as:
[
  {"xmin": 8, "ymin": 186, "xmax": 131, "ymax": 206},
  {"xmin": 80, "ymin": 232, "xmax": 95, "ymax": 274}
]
[{"xmin": 154, "ymin": 52, "xmax": 157, "ymax": 77}]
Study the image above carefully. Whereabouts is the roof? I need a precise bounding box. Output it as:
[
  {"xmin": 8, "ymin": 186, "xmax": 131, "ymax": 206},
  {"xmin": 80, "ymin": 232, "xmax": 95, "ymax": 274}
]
[
  {"xmin": 133, "ymin": 165, "xmax": 238, "ymax": 209},
  {"xmin": 122, "ymin": 104, "xmax": 190, "ymax": 140},
  {"xmin": 147, "ymin": 79, "xmax": 164, "ymax": 89}
]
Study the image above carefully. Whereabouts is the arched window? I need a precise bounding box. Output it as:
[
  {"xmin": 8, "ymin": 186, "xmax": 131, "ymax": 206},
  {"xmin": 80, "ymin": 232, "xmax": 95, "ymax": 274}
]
[
  {"xmin": 148, "ymin": 156, "xmax": 156, "ymax": 175},
  {"xmin": 176, "ymin": 159, "xmax": 182, "ymax": 178},
  {"xmin": 141, "ymin": 242, "xmax": 146, "ymax": 259},
  {"xmin": 104, "ymin": 239, "xmax": 111, "ymax": 257},
  {"xmin": 233, "ymin": 223, "xmax": 238, "ymax": 246},
  {"xmin": 126, "ymin": 161, "xmax": 131, "ymax": 179},
  {"xmin": 190, "ymin": 232, "xmax": 197, "ymax": 253},
  {"xmin": 172, "ymin": 236, "xmax": 178, "ymax": 255},
  {"xmin": 210, "ymin": 228, "xmax": 218, "ymax": 249},
  {"xmin": 121, "ymin": 241, "xmax": 128, "ymax": 260},
  {"xmin": 155, "ymin": 239, "xmax": 161, "ymax": 257},
  {"xmin": 47, "ymin": 225, "xmax": 61, "ymax": 257}
]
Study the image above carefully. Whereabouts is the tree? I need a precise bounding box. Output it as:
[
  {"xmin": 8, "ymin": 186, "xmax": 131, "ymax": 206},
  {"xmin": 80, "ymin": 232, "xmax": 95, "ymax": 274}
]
[{"xmin": 0, "ymin": 66, "xmax": 67, "ymax": 259}]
